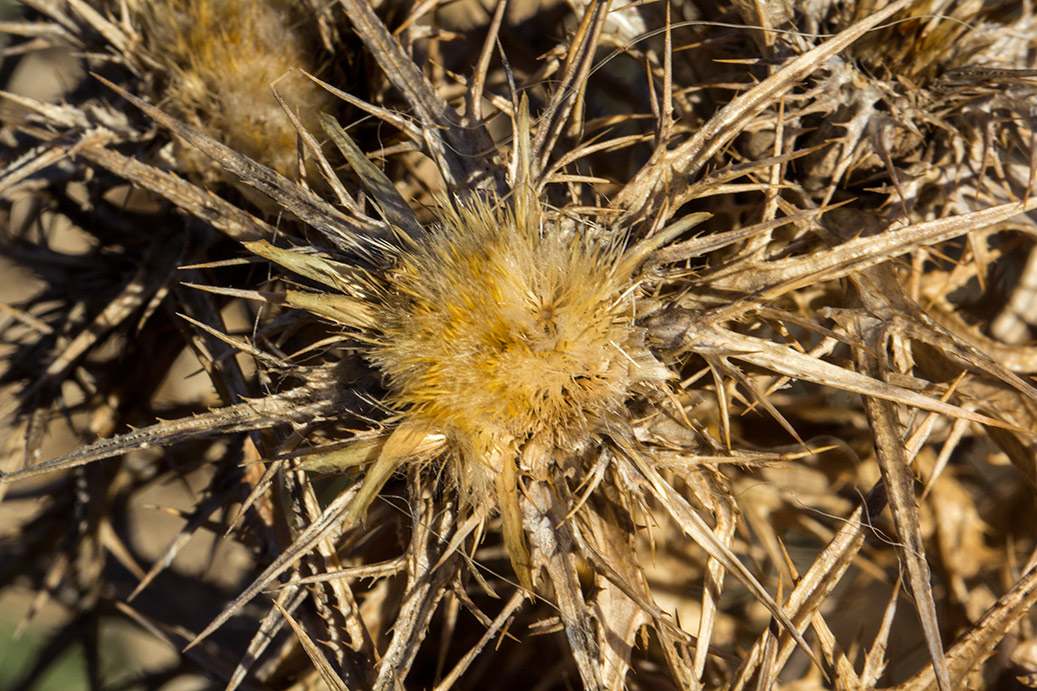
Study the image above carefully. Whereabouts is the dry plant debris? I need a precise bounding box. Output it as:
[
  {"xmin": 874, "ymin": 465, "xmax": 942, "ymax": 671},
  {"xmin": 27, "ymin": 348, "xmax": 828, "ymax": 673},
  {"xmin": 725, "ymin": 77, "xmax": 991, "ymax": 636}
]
[{"xmin": 1, "ymin": 0, "xmax": 1036, "ymax": 689}]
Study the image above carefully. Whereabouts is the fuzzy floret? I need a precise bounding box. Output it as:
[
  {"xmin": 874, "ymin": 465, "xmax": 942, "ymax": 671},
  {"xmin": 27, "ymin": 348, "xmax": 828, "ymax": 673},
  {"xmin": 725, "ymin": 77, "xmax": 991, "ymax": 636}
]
[{"xmin": 372, "ymin": 200, "xmax": 662, "ymax": 478}]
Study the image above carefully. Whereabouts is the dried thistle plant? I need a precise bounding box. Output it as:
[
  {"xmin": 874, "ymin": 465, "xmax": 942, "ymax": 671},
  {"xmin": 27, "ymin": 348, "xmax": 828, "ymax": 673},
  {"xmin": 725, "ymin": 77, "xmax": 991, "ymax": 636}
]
[{"xmin": 1, "ymin": 0, "xmax": 1037, "ymax": 690}]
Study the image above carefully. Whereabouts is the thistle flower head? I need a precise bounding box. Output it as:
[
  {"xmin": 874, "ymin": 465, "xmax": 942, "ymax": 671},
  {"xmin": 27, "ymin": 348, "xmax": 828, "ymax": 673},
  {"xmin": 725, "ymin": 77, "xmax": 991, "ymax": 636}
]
[
  {"xmin": 372, "ymin": 196, "xmax": 667, "ymax": 493},
  {"xmin": 130, "ymin": 0, "xmax": 331, "ymax": 178}
]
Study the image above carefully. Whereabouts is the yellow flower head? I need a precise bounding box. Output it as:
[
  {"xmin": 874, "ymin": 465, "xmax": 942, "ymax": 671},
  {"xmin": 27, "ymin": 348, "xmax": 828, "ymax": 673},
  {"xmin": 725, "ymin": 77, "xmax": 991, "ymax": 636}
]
[{"xmin": 372, "ymin": 196, "xmax": 668, "ymax": 499}]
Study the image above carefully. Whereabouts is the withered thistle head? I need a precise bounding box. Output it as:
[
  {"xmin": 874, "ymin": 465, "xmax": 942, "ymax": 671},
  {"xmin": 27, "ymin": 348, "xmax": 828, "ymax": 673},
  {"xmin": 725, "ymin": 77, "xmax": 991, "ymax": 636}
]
[
  {"xmin": 373, "ymin": 195, "xmax": 668, "ymax": 491},
  {"xmin": 324, "ymin": 183, "xmax": 679, "ymax": 589},
  {"xmin": 129, "ymin": 0, "xmax": 333, "ymax": 178}
]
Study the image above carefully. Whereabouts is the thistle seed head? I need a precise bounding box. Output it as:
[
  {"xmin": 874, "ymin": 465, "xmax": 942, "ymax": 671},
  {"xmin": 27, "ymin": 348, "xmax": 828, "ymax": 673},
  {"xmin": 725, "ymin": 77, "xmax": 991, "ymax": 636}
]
[
  {"xmin": 371, "ymin": 196, "xmax": 668, "ymax": 496},
  {"xmin": 130, "ymin": 0, "xmax": 331, "ymax": 178}
]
